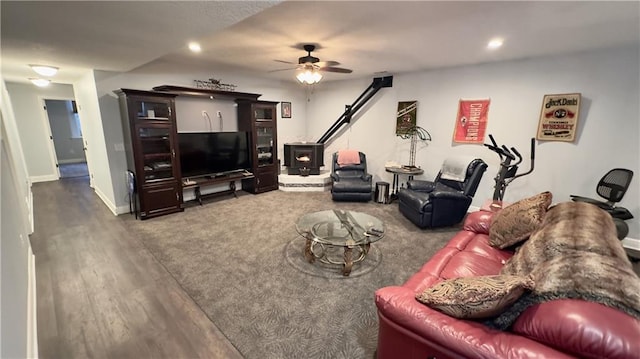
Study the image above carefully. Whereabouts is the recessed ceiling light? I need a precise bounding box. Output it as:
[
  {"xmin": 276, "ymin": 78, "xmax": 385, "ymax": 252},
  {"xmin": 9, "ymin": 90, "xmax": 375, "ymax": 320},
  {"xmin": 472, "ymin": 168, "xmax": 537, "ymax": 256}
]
[
  {"xmin": 188, "ymin": 42, "xmax": 202, "ymax": 53},
  {"xmin": 30, "ymin": 65, "xmax": 58, "ymax": 76},
  {"xmin": 487, "ymin": 38, "xmax": 504, "ymax": 50},
  {"xmin": 29, "ymin": 78, "xmax": 51, "ymax": 87}
]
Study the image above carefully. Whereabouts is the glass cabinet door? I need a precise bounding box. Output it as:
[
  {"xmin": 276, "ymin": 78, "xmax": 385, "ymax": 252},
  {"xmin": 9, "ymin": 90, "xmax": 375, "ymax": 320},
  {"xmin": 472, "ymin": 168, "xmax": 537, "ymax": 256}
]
[
  {"xmin": 254, "ymin": 106, "xmax": 275, "ymax": 122},
  {"xmin": 138, "ymin": 126, "xmax": 175, "ymax": 182},
  {"xmin": 256, "ymin": 126, "xmax": 274, "ymax": 166},
  {"xmin": 134, "ymin": 99, "xmax": 172, "ymax": 121}
]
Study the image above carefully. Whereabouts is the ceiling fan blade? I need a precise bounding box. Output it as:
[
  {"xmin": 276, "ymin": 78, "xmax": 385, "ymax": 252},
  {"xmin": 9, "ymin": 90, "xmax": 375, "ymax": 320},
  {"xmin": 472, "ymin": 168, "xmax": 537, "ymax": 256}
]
[
  {"xmin": 320, "ymin": 67, "xmax": 353, "ymax": 74},
  {"xmin": 268, "ymin": 67, "xmax": 297, "ymax": 73},
  {"xmin": 274, "ymin": 59, "xmax": 295, "ymax": 65},
  {"xmin": 315, "ymin": 60, "xmax": 340, "ymax": 67}
]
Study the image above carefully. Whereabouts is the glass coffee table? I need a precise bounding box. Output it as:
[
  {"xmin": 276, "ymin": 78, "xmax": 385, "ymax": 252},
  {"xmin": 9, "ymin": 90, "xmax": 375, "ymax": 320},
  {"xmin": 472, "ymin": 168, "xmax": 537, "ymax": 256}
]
[{"xmin": 295, "ymin": 209, "xmax": 385, "ymax": 276}]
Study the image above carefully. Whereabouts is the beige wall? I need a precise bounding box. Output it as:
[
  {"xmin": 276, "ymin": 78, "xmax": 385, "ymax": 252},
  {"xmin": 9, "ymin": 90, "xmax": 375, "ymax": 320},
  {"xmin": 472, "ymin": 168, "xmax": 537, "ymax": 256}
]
[{"xmin": 308, "ymin": 46, "xmax": 640, "ymax": 238}]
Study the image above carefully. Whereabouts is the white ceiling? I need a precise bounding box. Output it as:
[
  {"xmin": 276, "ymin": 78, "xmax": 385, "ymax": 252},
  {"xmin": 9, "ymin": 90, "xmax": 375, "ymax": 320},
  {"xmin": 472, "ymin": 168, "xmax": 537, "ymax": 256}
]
[{"xmin": 2, "ymin": 1, "xmax": 639, "ymax": 85}]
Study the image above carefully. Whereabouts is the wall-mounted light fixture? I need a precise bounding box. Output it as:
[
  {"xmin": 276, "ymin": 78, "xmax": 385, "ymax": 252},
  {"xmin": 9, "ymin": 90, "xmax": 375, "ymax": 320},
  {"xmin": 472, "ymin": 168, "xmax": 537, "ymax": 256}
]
[
  {"xmin": 29, "ymin": 78, "xmax": 51, "ymax": 87},
  {"xmin": 30, "ymin": 65, "xmax": 58, "ymax": 76}
]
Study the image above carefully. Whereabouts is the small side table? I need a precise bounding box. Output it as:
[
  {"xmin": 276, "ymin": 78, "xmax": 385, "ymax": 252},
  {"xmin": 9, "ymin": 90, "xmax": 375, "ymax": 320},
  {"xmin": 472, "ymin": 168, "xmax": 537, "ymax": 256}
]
[{"xmin": 385, "ymin": 166, "xmax": 424, "ymax": 201}]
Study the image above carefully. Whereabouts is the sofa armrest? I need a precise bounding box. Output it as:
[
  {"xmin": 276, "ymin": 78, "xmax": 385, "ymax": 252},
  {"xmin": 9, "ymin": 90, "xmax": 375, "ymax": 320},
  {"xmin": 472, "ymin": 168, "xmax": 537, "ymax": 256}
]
[
  {"xmin": 512, "ymin": 299, "xmax": 640, "ymax": 359},
  {"xmin": 462, "ymin": 211, "xmax": 494, "ymax": 235},
  {"xmin": 397, "ymin": 188, "xmax": 430, "ymax": 210},
  {"xmin": 406, "ymin": 180, "xmax": 436, "ymax": 192},
  {"xmin": 430, "ymin": 190, "xmax": 469, "ymax": 200},
  {"xmin": 375, "ymin": 286, "xmax": 573, "ymax": 359},
  {"xmin": 398, "ymin": 189, "xmax": 471, "ymax": 214}
]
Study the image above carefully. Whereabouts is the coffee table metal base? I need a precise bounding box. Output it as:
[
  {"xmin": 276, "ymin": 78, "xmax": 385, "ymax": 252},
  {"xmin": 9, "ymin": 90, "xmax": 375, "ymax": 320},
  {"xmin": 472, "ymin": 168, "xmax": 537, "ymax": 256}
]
[
  {"xmin": 304, "ymin": 236, "xmax": 371, "ymax": 276},
  {"xmin": 296, "ymin": 210, "xmax": 384, "ymax": 277}
]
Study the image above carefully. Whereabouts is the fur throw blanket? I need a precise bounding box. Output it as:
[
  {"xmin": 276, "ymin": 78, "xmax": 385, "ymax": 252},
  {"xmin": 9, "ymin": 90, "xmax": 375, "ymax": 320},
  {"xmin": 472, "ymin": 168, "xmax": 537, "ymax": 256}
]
[{"xmin": 488, "ymin": 201, "xmax": 640, "ymax": 329}]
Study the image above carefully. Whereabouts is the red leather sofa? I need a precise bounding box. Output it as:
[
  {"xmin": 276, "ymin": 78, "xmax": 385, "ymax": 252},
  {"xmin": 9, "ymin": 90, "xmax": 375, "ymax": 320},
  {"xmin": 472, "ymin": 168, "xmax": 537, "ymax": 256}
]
[{"xmin": 375, "ymin": 210, "xmax": 640, "ymax": 359}]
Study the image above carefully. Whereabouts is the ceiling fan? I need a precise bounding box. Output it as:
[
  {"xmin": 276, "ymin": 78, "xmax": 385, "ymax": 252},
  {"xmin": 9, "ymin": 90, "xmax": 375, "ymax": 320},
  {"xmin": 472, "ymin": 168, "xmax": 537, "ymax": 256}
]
[{"xmin": 272, "ymin": 44, "xmax": 353, "ymax": 84}]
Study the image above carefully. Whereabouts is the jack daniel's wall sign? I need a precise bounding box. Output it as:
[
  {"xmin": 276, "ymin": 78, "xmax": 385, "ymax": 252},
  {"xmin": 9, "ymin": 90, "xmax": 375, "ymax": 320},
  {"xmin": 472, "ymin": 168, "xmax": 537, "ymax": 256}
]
[{"xmin": 536, "ymin": 93, "xmax": 581, "ymax": 142}]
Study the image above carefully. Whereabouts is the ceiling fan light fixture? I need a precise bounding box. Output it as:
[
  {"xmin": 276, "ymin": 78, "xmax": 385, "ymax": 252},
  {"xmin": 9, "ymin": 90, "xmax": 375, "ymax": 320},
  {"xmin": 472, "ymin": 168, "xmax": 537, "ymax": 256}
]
[
  {"xmin": 296, "ymin": 68, "xmax": 322, "ymax": 85},
  {"xmin": 487, "ymin": 38, "xmax": 504, "ymax": 50},
  {"xmin": 30, "ymin": 65, "xmax": 58, "ymax": 77},
  {"xmin": 29, "ymin": 78, "xmax": 51, "ymax": 87},
  {"xmin": 188, "ymin": 42, "xmax": 202, "ymax": 53}
]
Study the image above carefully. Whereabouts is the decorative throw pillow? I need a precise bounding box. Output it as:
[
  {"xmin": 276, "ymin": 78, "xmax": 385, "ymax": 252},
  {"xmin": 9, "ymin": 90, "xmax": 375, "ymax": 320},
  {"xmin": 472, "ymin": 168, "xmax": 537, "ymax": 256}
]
[
  {"xmin": 415, "ymin": 275, "xmax": 535, "ymax": 319},
  {"xmin": 488, "ymin": 191, "xmax": 552, "ymax": 249}
]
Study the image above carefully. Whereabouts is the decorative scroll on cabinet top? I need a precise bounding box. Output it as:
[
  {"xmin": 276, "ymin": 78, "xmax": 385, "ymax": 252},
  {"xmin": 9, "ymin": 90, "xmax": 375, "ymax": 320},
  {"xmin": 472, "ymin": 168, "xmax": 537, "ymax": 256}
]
[{"xmin": 152, "ymin": 85, "xmax": 261, "ymax": 101}]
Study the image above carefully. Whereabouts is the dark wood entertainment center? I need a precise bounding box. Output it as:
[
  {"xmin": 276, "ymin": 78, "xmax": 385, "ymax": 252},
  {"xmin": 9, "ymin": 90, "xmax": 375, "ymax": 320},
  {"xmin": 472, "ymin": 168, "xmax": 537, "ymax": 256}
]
[
  {"xmin": 237, "ymin": 99, "xmax": 279, "ymax": 193},
  {"xmin": 117, "ymin": 86, "xmax": 279, "ymax": 219}
]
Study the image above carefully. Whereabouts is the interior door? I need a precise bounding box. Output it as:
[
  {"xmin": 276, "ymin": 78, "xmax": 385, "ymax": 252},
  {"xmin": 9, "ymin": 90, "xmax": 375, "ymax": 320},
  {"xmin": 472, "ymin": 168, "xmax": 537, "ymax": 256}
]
[{"xmin": 43, "ymin": 98, "xmax": 89, "ymax": 180}]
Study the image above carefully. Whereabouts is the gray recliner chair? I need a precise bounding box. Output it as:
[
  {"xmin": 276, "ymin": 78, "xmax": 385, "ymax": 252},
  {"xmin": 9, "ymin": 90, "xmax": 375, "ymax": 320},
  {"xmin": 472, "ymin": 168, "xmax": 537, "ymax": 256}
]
[
  {"xmin": 397, "ymin": 158, "xmax": 487, "ymax": 228},
  {"xmin": 331, "ymin": 151, "xmax": 372, "ymax": 202}
]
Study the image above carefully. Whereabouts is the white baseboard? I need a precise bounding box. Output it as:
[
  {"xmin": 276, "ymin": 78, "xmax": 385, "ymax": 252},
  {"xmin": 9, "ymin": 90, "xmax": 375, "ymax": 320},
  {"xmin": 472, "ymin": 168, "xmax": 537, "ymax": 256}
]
[
  {"xmin": 28, "ymin": 187, "xmax": 34, "ymax": 234},
  {"xmin": 30, "ymin": 174, "xmax": 58, "ymax": 183},
  {"xmin": 622, "ymin": 237, "xmax": 640, "ymax": 250},
  {"xmin": 93, "ymin": 186, "xmax": 118, "ymax": 216},
  {"xmin": 116, "ymin": 204, "xmax": 131, "ymax": 215},
  {"xmin": 27, "ymin": 248, "xmax": 38, "ymax": 358}
]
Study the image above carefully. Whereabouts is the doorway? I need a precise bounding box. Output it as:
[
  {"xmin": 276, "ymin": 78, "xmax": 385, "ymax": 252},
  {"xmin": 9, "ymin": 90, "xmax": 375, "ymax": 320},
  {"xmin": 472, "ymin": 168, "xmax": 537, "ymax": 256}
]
[{"xmin": 44, "ymin": 99, "xmax": 89, "ymax": 179}]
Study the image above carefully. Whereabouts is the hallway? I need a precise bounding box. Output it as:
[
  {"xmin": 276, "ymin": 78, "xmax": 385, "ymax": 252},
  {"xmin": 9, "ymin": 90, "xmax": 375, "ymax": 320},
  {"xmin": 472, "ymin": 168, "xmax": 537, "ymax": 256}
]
[
  {"xmin": 29, "ymin": 177, "xmax": 242, "ymax": 359},
  {"xmin": 58, "ymin": 162, "xmax": 89, "ymax": 178}
]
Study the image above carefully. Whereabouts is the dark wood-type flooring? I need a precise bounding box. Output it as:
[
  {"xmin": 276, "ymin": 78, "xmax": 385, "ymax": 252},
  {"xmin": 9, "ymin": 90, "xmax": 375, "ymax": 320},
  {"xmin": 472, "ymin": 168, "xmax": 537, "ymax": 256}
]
[
  {"xmin": 29, "ymin": 177, "xmax": 243, "ymax": 359},
  {"xmin": 28, "ymin": 177, "xmax": 640, "ymax": 358}
]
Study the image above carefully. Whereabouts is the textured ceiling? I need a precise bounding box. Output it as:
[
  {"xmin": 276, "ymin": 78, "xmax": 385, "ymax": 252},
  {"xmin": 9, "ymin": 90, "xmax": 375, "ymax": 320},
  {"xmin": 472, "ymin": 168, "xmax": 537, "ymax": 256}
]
[
  {"xmin": 2, "ymin": 1, "xmax": 639, "ymax": 85},
  {"xmin": 0, "ymin": 1, "xmax": 281, "ymax": 83}
]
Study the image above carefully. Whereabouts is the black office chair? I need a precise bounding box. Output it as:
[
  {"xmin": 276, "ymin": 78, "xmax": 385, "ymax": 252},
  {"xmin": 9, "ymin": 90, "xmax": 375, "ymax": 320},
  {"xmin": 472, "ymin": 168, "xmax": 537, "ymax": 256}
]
[
  {"xmin": 331, "ymin": 151, "xmax": 372, "ymax": 202},
  {"xmin": 397, "ymin": 158, "xmax": 487, "ymax": 228},
  {"xmin": 570, "ymin": 168, "xmax": 634, "ymax": 238}
]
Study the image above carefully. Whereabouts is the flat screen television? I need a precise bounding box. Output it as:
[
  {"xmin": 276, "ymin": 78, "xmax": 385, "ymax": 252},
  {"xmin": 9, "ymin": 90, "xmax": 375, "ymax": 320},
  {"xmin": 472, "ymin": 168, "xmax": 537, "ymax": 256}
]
[{"xmin": 178, "ymin": 132, "xmax": 251, "ymax": 178}]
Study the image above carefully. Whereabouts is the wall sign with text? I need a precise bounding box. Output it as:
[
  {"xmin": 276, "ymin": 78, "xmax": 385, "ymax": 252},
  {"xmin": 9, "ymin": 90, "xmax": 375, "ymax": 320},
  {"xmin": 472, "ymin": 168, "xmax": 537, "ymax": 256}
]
[
  {"xmin": 453, "ymin": 98, "xmax": 490, "ymax": 144},
  {"xmin": 396, "ymin": 101, "xmax": 418, "ymax": 135},
  {"xmin": 536, "ymin": 93, "xmax": 581, "ymax": 142}
]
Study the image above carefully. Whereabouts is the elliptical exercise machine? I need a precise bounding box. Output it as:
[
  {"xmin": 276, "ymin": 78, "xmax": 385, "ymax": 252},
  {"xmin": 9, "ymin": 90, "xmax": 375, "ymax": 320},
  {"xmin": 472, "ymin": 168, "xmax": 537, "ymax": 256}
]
[{"xmin": 484, "ymin": 134, "xmax": 536, "ymax": 202}]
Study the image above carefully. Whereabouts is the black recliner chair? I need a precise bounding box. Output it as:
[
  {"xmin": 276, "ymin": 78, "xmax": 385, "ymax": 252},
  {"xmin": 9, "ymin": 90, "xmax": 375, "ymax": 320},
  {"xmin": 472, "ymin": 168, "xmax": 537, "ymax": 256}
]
[
  {"xmin": 331, "ymin": 151, "xmax": 372, "ymax": 202},
  {"xmin": 397, "ymin": 158, "xmax": 487, "ymax": 228}
]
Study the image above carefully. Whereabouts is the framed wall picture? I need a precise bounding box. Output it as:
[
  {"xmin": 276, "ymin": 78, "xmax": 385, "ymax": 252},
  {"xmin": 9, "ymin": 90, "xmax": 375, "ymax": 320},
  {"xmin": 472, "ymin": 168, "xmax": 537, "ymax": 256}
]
[
  {"xmin": 536, "ymin": 93, "xmax": 581, "ymax": 142},
  {"xmin": 396, "ymin": 101, "xmax": 418, "ymax": 135},
  {"xmin": 281, "ymin": 102, "xmax": 291, "ymax": 118}
]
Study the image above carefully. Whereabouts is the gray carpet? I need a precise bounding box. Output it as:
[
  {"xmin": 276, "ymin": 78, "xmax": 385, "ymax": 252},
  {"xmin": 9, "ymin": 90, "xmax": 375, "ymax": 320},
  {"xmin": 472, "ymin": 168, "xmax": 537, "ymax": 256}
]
[{"xmin": 123, "ymin": 190, "xmax": 461, "ymax": 359}]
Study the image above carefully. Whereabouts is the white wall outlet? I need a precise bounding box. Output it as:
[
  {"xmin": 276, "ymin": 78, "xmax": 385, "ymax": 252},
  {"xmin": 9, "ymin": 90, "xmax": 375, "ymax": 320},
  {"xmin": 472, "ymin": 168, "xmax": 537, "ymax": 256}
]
[{"xmin": 114, "ymin": 143, "xmax": 125, "ymax": 152}]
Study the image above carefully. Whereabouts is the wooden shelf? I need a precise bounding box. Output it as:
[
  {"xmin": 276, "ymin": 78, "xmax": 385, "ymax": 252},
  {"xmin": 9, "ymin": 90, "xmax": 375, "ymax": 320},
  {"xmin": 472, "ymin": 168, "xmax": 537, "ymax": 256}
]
[
  {"xmin": 152, "ymin": 85, "xmax": 261, "ymax": 101},
  {"xmin": 182, "ymin": 172, "xmax": 251, "ymax": 188},
  {"xmin": 182, "ymin": 172, "xmax": 255, "ymax": 205},
  {"xmin": 137, "ymin": 116, "xmax": 170, "ymax": 121}
]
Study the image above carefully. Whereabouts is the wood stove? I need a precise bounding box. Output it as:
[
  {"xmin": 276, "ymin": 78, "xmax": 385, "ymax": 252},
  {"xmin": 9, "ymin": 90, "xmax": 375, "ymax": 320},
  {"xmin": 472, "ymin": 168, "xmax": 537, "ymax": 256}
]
[
  {"xmin": 283, "ymin": 143, "xmax": 324, "ymax": 175},
  {"xmin": 283, "ymin": 77, "xmax": 393, "ymax": 177}
]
